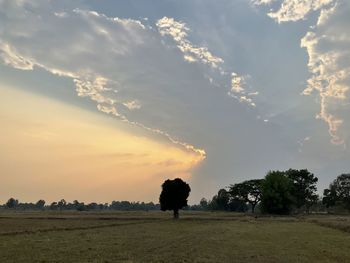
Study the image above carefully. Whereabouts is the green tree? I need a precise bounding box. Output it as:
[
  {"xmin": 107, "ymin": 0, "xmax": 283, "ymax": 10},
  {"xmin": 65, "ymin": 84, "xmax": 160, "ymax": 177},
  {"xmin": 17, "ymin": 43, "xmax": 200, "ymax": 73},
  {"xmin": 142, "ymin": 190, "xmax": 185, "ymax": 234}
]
[
  {"xmin": 159, "ymin": 178, "xmax": 191, "ymax": 219},
  {"xmin": 208, "ymin": 189, "xmax": 230, "ymax": 211},
  {"xmin": 261, "ymin": 171, "xmax": 294, "ymax": 214},
  {"xmin": 323, "ymin": 174, "xmax": 350, "ymax": 211},
  {"xmin": 217, "ymin": 189, "xmax": 230, "ymax": 210},
  {"xmin": 208, "ymin": 195, "xmax": 219, "ymax": 210},
  {"xmin": 323, "ymin": 186, "xmax": 337, "ymax": 208},
  {"xmin": 285, "ymin": 169, "xmax": 318, "ymax": 212},
  {"xmin": 229, "ymin": 179, "xmax": 263, "ymax": 213},
  {"xmin": 228, "ymin": 199, "xmax": 248, "ymax": 212}
]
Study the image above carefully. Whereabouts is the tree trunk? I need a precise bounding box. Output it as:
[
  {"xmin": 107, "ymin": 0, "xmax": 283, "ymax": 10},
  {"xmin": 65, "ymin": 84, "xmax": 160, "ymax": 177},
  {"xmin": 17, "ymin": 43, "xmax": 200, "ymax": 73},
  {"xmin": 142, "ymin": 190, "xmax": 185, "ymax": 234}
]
[
  {"xmin": 252, "ymin": 203, "xmax": 256, "ymax": 213},
  {"xmin": 173, "ymin": 209, "xmax": 179, "ymax": 219}
]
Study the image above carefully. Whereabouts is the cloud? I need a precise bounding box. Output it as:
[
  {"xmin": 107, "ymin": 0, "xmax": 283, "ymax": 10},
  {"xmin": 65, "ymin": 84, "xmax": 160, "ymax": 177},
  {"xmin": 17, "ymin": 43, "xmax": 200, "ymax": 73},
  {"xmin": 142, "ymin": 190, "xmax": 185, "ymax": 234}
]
[
  {"xmin": 301, "ymin": 1, "xmax": 350, "ymax": 145},
  {"xmin": 254, "ymin": 0, "xmax": 334, "ymax": 23},
  {"xmin": 4, "ymin": 0, "xmax": 348, "ymax": 201},
  {"xmin": 156, "ymin": 17, "xmax": 259, "ymax": 108},
  {"xmin": 0, "ymin": 42, "xmax": 34, "ymax": 70},
  {"xmin": 252, "ymin": 0, "xmax": 277, "ymax": 5},
  {"xmin": 228, "ymin": 73, "xmax": 257, "ymax": 107},
  {"xmin": 156, "ymin": 17, "xmax": 224, "ymax": 69},
  {"xmin": 123, "ymin": 100, "xmax": 142, "ymax": 110},
  {"xmin": 254, "ymin": 0, "xmax": 350, "ymax": 145},
  {"xmin": 0, "ymin": 0, "xmax": 209, "ymax": 160},
  {"xmin": 0, "ymin": 0, "xmax": 266, "ymax": 166},
  {"xmin": 230, "ymin": 72, "xmax": 245, "ymax": 93}
]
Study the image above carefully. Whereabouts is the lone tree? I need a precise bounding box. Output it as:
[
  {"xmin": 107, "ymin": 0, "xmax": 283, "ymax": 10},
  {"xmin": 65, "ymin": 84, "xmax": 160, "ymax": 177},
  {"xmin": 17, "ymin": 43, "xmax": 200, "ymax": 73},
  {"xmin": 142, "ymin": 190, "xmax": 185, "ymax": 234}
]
[
  {"xmin": 229, "ymin": 179, "xmax": 263, "ymax": 213},
  {"xmin": 159, "ymin": 178, "xmax": 191, "ymax": 219}
]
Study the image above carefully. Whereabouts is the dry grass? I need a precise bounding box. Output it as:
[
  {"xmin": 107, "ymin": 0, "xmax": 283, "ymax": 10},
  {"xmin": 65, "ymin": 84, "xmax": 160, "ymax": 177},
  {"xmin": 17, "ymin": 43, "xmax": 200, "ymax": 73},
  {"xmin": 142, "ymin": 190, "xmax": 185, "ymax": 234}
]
[
  {"xmin": 0, "ymin": 211, "xmax": 349, "ymax": 262},
  {"xmin": 302, "ymin": 214, "xmax": 350, "ymax": 233}
]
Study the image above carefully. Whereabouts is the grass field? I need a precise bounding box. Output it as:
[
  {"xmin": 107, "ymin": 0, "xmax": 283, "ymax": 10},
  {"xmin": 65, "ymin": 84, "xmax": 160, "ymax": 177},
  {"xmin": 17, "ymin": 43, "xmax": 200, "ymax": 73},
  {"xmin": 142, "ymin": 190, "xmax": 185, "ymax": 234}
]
[{"xmin": 0, "ymin": 211, "xmax": 349, "ymax": 262}]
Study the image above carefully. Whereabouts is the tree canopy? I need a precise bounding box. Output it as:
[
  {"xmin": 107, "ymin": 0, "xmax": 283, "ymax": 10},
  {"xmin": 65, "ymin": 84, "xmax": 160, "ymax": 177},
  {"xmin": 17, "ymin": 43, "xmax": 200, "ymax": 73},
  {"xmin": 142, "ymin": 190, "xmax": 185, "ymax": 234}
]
[
  {"xmin": 323, "ymin": 174, "xmax": 350, "ymax": 211},
  {"xmin": 261, "ymin": 171, "xmax": 294, "ymax": 214},
  {"xmin": 6, "ymin": 198, "xmax": 18, "ymax": 209},
  {"xmin": 159, "ymin": 178, "xmax": 191, "ymax": 219},
  {"xmin": 285, "ymin": 169, "xmax": 318, "ymax": 211},
  {"xmin": 209, "ymin": 189, "xmax": 230, "ymax": 211},
  {"xmin": 229, "ymin": 179, "xmax": 263, "ymax": 213}
]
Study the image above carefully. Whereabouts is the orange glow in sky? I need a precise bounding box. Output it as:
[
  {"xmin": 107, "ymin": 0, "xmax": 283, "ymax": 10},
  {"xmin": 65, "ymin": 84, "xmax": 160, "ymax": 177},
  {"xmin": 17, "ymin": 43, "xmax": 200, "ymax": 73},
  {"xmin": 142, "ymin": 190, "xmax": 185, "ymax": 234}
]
[{"xmin": 0, "ymin": 85, "xmax": 203, "ymax": 203}]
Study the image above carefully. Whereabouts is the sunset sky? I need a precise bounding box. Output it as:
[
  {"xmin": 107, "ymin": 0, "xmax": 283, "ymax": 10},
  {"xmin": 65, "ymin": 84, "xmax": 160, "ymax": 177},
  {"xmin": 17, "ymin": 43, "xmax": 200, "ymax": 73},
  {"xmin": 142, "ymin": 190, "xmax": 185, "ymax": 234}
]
[{"xmin": 1, "ymin": 0, "xmax": 349, "ymax": 203}]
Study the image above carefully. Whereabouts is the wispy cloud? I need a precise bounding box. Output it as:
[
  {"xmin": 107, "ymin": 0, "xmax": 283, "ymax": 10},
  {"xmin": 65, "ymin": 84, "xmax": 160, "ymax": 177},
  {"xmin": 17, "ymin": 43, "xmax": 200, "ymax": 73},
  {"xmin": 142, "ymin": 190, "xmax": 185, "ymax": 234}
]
[
  {"xmin": 0, "ymin": 1, "xmax": 208, "ymax": 160},
  {"xmin": 156, "ymin": 17, "xmax": 224, "ymax": 69},
  {"xmin": 228, "ymin": 73, "xmax": 256, "ymax": 107},
  {"xmin": 0, "ymin": 42, "xmax": 34, "ymax": 70},
  {"xmin": 123, "ymin": 100, "xmax": 142, "ymax": 110},
  {"xmin": 252, "ymin": 0, "xmax": 277, "ymax": 5},
  {"xmin": 156, "ymin": 17, "xmax": 258, "ymax": 108}
]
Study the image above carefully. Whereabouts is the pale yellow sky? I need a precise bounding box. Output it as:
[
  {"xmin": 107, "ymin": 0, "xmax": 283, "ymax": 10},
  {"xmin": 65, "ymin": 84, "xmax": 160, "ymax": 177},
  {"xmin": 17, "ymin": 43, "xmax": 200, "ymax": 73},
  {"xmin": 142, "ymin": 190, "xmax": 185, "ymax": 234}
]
[
  {"xmin": 1, "ymin": 0, "xmax": 350, "ymax": 205},
  {"xmin": 0, "ymin": 85, "xmax": 202, "ymax": 203}
]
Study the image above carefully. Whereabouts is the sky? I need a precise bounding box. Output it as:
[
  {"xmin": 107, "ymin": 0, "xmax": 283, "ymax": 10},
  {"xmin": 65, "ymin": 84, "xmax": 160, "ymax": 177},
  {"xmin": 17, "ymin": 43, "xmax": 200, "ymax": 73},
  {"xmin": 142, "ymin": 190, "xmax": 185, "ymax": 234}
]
[{"xmin": 0, "ymin": 0, "xmax": 349, "ymax": 203}]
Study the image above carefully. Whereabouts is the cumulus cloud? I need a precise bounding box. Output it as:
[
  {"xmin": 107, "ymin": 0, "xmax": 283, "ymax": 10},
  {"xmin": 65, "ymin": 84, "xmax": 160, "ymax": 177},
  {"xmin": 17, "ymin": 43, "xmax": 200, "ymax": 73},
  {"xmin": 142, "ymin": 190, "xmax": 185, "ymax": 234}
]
[
  {"xmin": 254, "ymin": 0, "xmax": 350, "ymax": 144},
  {"xmin": 254, "ymin": 0, "xmax": 334, "ymax": 23},
  {"xmin": 301, "ymin": 1, "xmax": 350, "ymax": 145}
]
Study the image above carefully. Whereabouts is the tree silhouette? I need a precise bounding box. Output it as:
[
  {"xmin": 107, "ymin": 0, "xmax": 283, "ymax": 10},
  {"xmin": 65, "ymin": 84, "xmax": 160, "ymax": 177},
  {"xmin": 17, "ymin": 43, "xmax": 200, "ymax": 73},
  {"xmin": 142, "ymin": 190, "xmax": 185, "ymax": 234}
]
[
  {"xmin": 6, "ymin": 198, "xmax": 18, "ymax": 209},
  {"xmin": 57, "ymin": 199, "xmax": 67, "ymax": 211},
  {"xmin": 159, "ymin": 178, "xmax": 191, "ymax": 219},
  {"xmin": 229, "ymin": 179, "xmax": 263, "ymax": 213},
  {"xmin": 35, "ymin": 200, "xmax": 46, "ymax": 210},
  {"xmin": 209, "ymin": 189, "xmax": 230, "ymax": 211}
]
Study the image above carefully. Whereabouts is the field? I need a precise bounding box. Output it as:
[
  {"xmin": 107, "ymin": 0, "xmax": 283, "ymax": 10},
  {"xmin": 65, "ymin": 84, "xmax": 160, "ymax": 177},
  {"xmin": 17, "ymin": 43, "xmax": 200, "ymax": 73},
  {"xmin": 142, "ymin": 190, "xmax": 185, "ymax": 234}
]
[{"xmin": 0, "ymin": 211, "xmax": 350, "ymax": 262}]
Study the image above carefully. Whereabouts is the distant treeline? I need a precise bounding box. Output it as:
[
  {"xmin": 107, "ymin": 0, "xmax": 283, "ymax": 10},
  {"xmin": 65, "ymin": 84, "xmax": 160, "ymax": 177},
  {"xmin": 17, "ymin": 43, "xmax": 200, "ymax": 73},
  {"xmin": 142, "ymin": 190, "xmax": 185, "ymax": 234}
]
[
  {"xmin": 0, "ymin": 199, "xmax": 160, "ymax": 211},
  {"xmin": 1, "ymin": 169, "xmax": 349, "ymax": 215}
]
